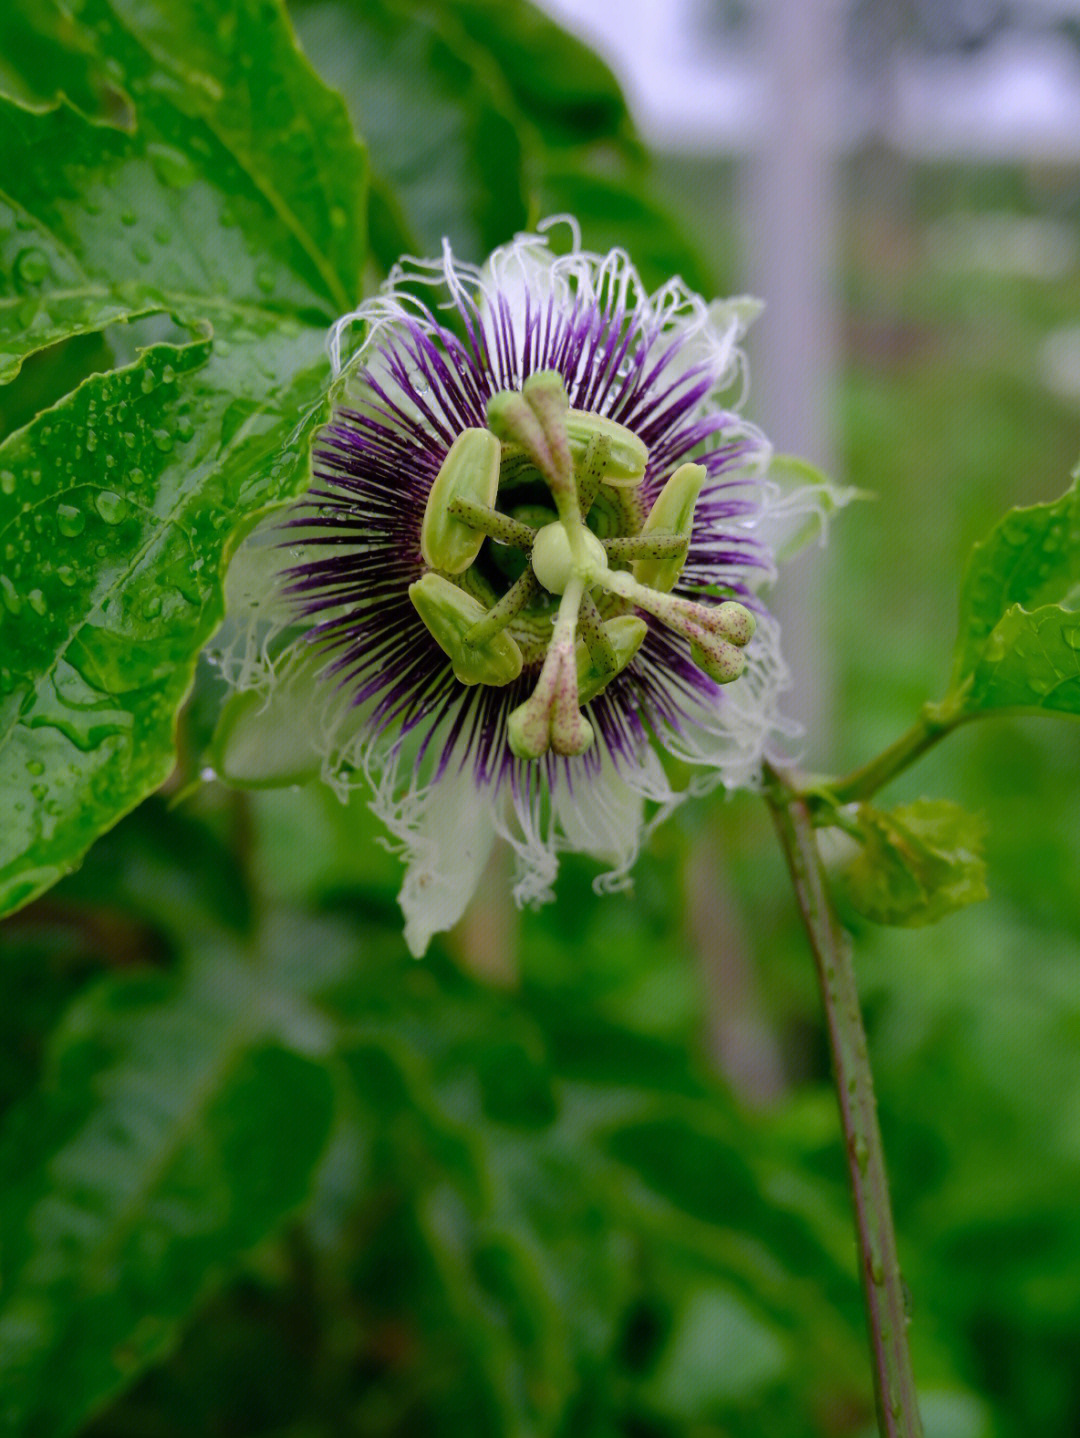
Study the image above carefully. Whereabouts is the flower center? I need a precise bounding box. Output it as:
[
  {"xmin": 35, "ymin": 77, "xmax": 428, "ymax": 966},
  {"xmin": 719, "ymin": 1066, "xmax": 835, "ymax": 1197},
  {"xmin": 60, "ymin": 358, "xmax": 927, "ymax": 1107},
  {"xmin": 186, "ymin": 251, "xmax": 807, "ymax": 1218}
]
[{"xmin": 409, "ymin": 371, "xmax": 756, "ymax": 760}]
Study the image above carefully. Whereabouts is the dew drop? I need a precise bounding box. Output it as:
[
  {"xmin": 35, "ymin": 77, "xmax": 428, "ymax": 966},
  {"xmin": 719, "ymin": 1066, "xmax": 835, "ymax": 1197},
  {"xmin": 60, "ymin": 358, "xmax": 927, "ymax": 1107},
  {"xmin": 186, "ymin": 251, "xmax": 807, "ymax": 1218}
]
[
  {"xmin": 120, "ymin": 207, "xmax": 138, "ymax": 227},
  {"xmin": 27, "ymin": 589, "xmax": 47, "ymax": 616},
  {"xmin": 0, "ymin": 471, "xmax": 14, "ymax": 496},
  {"xmin": 143, "ymin": 593, "xmax": 163, "ymax": 618},
  {"xmin": 152, "ymin": 429, "xmax": 174, "ymax": 453},
  {"xmin": 1, "ymin": 576, "xmax": 22, "ymax": 615},
  {"xmin": 153, "ymin": 224, "xmax": 171, "ymax": 245},
  {"xmin": 147, "ymin": 141, "xmax": 196, "ymax": 189},
  {"xmin": 31, "ymin": 782, "xmax": 47, "ymax": 802},
  {"xmin": 161, "ymin": 364, "xmax": 176, "ymax": 385},
  {"xmin": 57, "ymin": 565, "xmax": 76, "ymax": 587},
  {"xmin": 27, "ymin": 758, "xmax": 44, "ymax": 776},
  {"xmin": 57, "ymin": 505, "xmax": 85, "ymax": 538},
  {"xmin": 982, "ymin": 631, "xmax": 1007, "ymax": 663},
  {"xmin": 85, "ymin": 429, "xmax": 99, "ymax": 452},
  {"xmin": 129, "ymin": 467, "xmax": 146, "ymax": 485},
  {"xmin": 176, "ymin": 416, "xmax": 194, "ymax": 442},
  {"xmin": 14, "ymin": 247, "xmax": 49, "ymax": 288},
  {"xmin": 95, "ymin": 491, "xmax": 128, "ymax": 524},
  {"xmin": 132, "ymin": 242, "xmax": 152, "ymax": 265},
  {"xmin": 255, "ymin": 265, "xmax": 276, "ymax": 295},
  {"xmin": 141, "ymin": 370, "xmax": 157, "ymax": 394}
]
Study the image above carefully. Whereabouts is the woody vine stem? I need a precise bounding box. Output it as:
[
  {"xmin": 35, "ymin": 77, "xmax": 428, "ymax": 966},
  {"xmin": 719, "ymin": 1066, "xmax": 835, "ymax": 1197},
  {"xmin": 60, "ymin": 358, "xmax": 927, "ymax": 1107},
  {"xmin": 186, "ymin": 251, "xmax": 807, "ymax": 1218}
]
[{"xmin": 765, "ymin": 764, "xmax": 924, "ymax": 1438}]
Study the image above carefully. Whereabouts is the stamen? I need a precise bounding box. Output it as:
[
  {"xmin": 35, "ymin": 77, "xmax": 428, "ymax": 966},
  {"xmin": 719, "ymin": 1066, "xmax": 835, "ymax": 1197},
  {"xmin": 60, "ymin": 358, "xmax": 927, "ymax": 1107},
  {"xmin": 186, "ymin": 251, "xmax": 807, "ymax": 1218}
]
[
  {"xmin": 576, "ymin": 614, "xmax": 648, "ymax": 704},
  {"xmin": 563, "ymin": 410, "xmax": 648, "ymax": 489},
  {"xmin": 463, "ymin": 567, "xmax": 540, "ymax": 646},
  {"xmin": 419, "ymin": 428, "xmax": 501, "ymax": 574},
  {"xmin": 408, "ymin": 572, "xmax": 523, "ymax": 686},
  {"xmin": 633, "ymin": 461, "xmax": 706, "ymax": 592},
  {"xmin": 447, "ymin": 497, "xmax": 536, "ymax": 551}
]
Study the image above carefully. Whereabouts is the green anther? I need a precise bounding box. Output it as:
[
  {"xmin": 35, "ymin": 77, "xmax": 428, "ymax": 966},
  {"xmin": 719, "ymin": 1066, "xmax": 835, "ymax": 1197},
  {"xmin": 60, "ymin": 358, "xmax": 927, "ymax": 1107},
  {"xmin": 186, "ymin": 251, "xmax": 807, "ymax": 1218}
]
[
  {"xmin": 408, "ymin": 572, "xmax": 523, "ymax": 686},
  {"xmin": 564, "ymin": 410, "xmax": 648, "ymax": 487},
  {"xmin": 633, "ymin": 461, "xmax": 707, "ymax": 591},
  {"xmin": 576, "ymin": 615, "xmax": 647, "ymax": 703},
  {"xmin": 420, "ymin": 428, "xmax": 501, "ymax": 574}
]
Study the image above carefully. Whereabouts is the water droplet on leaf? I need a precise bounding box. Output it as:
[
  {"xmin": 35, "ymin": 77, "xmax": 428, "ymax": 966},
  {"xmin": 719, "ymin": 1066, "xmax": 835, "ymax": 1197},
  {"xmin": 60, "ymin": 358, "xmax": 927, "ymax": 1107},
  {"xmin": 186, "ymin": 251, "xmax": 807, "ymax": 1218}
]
[
  {"xmin": 57, "ymin": 504, "xmax": 85, "ymax": 538},
  {"xmin": 14, "ymin": 247, "xmax": 49, "ymax": 288},
  {"xmin": 95, "ymin": 491, "xmax": 128, "ymax": 524},
  {"xmin": 147, "ymin": 142, "xmax": 196, "ymax": 189}
]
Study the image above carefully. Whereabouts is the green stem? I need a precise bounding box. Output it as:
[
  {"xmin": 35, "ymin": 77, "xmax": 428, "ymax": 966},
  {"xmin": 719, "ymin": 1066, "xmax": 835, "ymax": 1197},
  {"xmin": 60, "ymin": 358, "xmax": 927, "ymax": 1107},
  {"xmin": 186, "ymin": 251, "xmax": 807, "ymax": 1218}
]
[
  {"xmin": 827, "ymin": 702, "xmax": 958, "ymax": 806},
  {"xmin": 765, "ymin": 766, "xmax": 923, "ymax": 1438}
]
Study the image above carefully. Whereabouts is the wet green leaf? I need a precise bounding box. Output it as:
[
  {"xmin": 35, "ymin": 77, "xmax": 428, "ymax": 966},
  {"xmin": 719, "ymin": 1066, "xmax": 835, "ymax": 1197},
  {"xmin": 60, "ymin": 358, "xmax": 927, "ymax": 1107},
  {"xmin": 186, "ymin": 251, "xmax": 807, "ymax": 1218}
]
[
  {"xmin": 951, "ymin": 472, "xmax": 1080, "ymax": 716},
  {"xmin": 0, "ymin": 0, "xmax": 368, "ymax": 915},
  {"xmin": 0, "ymin": 0, "xmax": 366, "ymax": 381},
  {"xmin": 0, "ymin": 942, "xmax": 335, "ymax": 1437},
  {"xmin": 843, "ymin": 798, "xmax": 988, "ymax": 927},
  {"xmin": 0, "ymin": 328, "xmax": 330, "ymax": 916}
]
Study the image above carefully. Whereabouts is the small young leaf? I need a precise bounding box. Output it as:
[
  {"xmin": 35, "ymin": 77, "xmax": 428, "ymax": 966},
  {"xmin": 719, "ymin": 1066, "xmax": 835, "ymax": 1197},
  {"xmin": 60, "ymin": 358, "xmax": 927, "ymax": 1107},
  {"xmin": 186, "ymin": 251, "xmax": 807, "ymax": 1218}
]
[
  {"xmin": 842, "ymin": 798, "xmax": 988, "ymax": 928},
  {"xmin": 951, "ymin": 470, "xmax": 1080, "ymax": 712},
  {"xmin": 964, "ymin": 603, "xmax": 1080, "ymax": 716}
]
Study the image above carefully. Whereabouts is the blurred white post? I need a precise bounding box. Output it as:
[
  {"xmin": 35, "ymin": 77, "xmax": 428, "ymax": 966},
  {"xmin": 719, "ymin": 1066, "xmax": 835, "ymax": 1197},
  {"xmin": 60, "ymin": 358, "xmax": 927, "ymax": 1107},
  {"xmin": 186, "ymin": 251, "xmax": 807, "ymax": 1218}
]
[{"xmin": 745, "ymin": 0, "xmax": 844, "ymax": 756}]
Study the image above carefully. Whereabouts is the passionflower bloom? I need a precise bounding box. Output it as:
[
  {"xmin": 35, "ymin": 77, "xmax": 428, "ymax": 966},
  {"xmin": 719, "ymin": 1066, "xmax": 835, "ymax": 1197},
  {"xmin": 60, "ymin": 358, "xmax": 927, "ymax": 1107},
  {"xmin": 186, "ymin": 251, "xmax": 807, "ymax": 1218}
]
[{"xmin": 219, "ymin": 220, "xmax": 823, "ymax": 955}]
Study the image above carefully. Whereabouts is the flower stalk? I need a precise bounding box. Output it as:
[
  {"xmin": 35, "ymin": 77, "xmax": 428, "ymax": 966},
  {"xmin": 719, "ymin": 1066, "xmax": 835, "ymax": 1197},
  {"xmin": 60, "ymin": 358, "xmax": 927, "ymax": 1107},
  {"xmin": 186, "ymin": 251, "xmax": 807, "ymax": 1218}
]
[{"xmin": 766, "ymin": 764, "xmax": 924, "ymax": 1438}]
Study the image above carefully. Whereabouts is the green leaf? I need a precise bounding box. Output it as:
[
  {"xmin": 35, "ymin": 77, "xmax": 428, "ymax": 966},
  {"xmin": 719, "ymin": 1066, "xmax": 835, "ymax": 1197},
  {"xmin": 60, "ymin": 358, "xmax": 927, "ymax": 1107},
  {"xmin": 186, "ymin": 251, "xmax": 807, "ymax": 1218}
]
[
  {"xmin": 964, "ymin": 604, "xmax": 1080, "ymax": 716},
  {"xmin": 290, "ymin": 0, "xmax": 527, "ymax": 263},
  {"xmin": 0, "ymin": 0, "xmax": 369, "ymax": 915},
  {"xmin": 0, "ymin": 942, "xmax": 336, "ymax": 1437},
  {"xmin": 842, "ymin": 798, "xmax": 988, "ymax": 927},
  {"xmin": 436, "ymin": 0, "xmax": 638, "ymax": 152},
  {"xmin": 0, "ymin": 327, "xmax": 329, "ymax": 916},
  {"xmin": 643, "ymin": 1285, "xmax": 786, "ymax": 1415},
  {"xmin": 951, "ymin": 471, "xmax": 1080, "ymax": 716},
  {"xmin": 0, "ymin": 2, "xmax": 366, "ymax": 381}
]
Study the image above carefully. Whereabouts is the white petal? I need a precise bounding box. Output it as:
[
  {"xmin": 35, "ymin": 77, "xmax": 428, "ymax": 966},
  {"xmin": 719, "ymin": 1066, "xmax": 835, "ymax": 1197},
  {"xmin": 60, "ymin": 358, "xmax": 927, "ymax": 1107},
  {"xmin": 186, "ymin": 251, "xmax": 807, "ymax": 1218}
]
[{"xmin": 375, "ymin": 753, "xmax": 498, "ymax": 958}]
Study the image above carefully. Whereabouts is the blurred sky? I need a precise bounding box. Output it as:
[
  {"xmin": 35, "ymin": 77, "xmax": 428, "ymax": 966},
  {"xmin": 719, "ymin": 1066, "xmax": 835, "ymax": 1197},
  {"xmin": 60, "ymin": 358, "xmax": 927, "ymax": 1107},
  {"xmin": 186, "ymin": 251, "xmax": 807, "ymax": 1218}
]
[{"xmin": 537, "ymin": 0, "xmax": 1080, "ymax": 158}]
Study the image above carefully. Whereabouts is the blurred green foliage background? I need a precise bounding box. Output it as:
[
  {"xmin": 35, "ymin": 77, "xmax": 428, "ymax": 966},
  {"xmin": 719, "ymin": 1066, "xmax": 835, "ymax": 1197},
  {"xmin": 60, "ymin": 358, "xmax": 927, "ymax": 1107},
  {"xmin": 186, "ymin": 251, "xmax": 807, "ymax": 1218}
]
[{"xmin": 2, "ymin": 1, "xmax": 1079, "ymax": 1435}]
